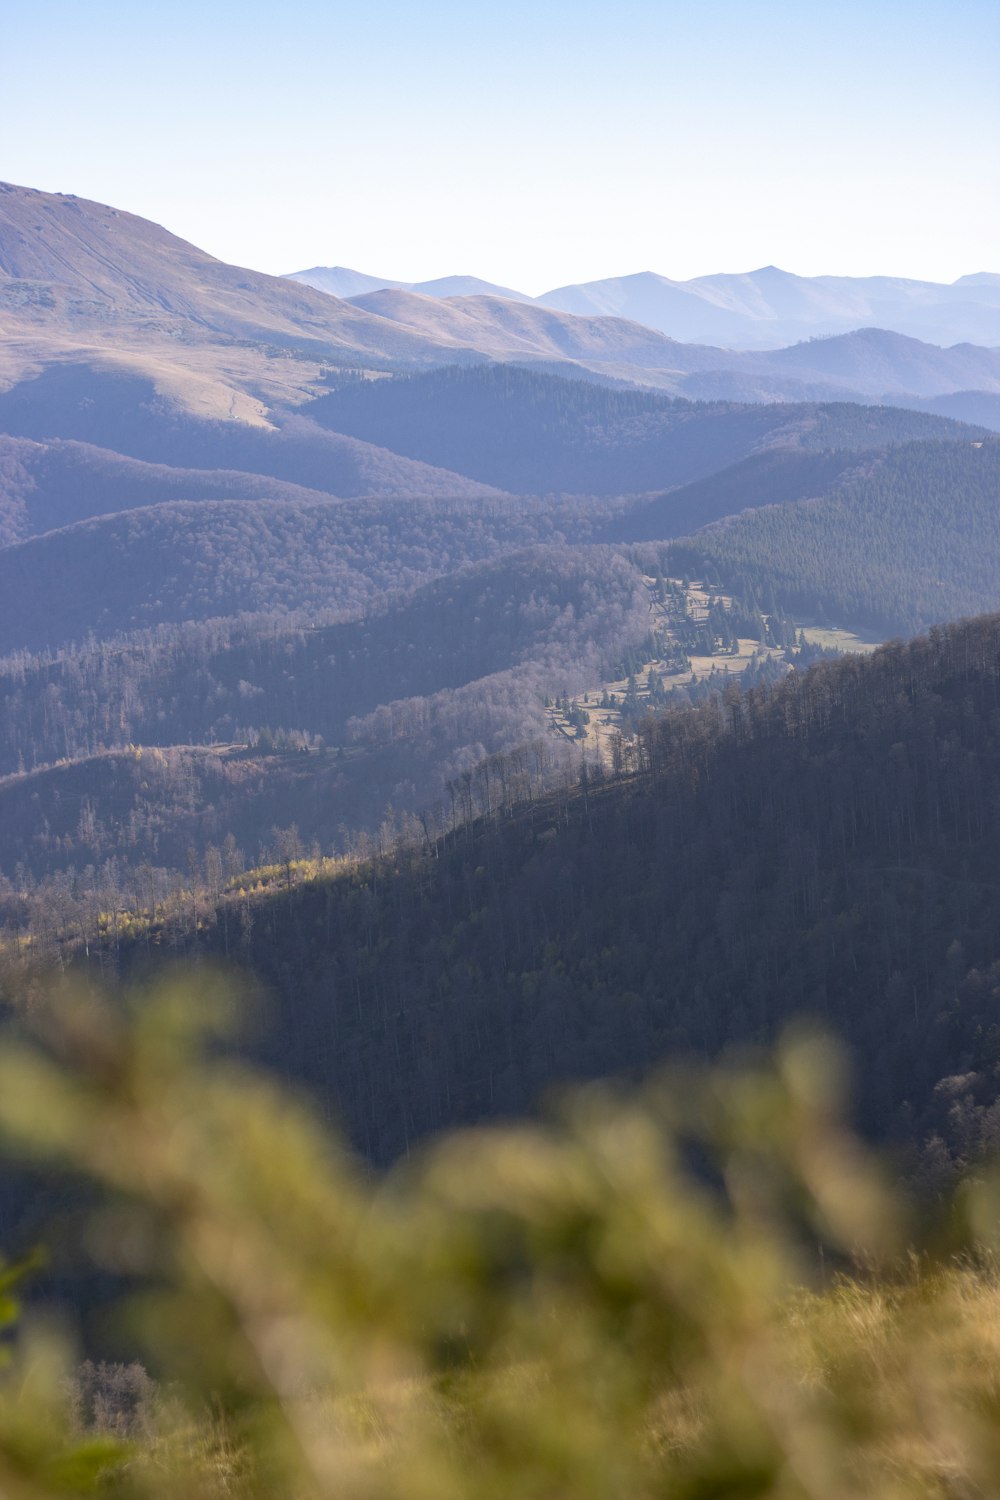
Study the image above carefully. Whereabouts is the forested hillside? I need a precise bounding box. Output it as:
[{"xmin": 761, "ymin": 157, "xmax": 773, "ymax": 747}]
[
  {"xmin": 4, "ymin": 431, "xmax": 1000, "ymax": 878},
  {"xmin": 909, "ymin": 389, "xmax": 1000, "ymax": 432},
  {"xmin": 0, "ymin": 494, "xmax": 623, "ymax": 653},
  {"xmin": 671, "ymin": 439, "xmax": 1000, "ymax": 634},
  {"xmin": 0, "ymin": 434, "xmax": 340, "ymax": 545},
  {"xmin": 0, "ymin": 549, "xmax": 653, "ymax": 874},
  {"xmin": 610, "ymin": 448, "xmax": 865, "ymax": 542},
  {"xmin": 8, "ymin": 115, "xmax": 1000, "ymax": 1500},
  {"xmin": 80, "ymin": 611, "xmax": 1000, "ymax": 1172}
]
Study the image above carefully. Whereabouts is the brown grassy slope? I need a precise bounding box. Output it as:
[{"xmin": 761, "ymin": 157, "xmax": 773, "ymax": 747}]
[
  {"xmin": 0, "ymin": 404, "xmax": 507, "ymax": 542},
  {"xmin": 346, "ymin": 288, "xmax": 737, "ymax": 372},
  {"xmin": 0, "ymin": 181, "xmax": 490, "ymax": 421},
  {"xmin": 0, "ymin": 181, "xmax": 476, "ymax": 362}
]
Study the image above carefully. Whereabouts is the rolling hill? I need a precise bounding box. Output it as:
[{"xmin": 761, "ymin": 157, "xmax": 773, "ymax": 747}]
[
  {"xmin": 0, "ymin": 434, "xmax": 348, "ymax": 545},
  {"xmin": 897, "ymin": 390, "xmax": 1000, "ymax": 433},
  {"xmin": 609, "ymin": 448, "xmax": 869, "ymax": 542},
  {"xmin": 339, "ymin": 299, "xmax": 1000, "ymax": 402},
  {"xmin": 0, "ymin": 365, "xmax": 506, "ymax": 499},
  {"xmin": 304, "ymin": 364, "xmax": 981, "ymax": 495},
  {"xmin": 0, "ymin": 547, "xmax": 652, "ymax": 874},
  {"xmin": 342, "ymin": 288, "xmax": 727, "ymax": 374},
  {"xmin": 764, "ymin": 328, "xmax": 1000, "ymax": 398},
  {"xmin": 5, "ymin": 180, "xmax": 1000, "ymax": 430},
  {"xmin": 0, "ymin": 493, "xmax": 619, "ymax": 654},
  {"xmin": 3, "ymin": 173, "xmax": 1000, "ymax": 936}
]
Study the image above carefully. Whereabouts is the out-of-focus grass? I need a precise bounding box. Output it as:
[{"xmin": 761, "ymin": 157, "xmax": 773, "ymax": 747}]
[{"xmin": 0, "ymin": 977, "xmax": 997, "ymax": 1498}]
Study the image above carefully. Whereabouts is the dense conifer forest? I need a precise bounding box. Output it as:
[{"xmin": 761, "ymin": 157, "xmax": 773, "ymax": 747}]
[
  {"xmin": 670, "ymin": 439, "xmax": 1000, "ymax": 633},
  {"xmin": 0, "ymin": 494, "xmax": 628, "ymax": 653}
]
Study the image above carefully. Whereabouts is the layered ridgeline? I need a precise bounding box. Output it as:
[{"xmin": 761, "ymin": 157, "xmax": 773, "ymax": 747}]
[
  {"xmin": 0, "ymin": 379, "xmax": 506, "ymax": 513},
  {"xmin": 535, "ymin": 267, "xmax": 1000, "ymax": 350},
  {"xmin": 0, "ymin": 427, "xmax": 504, "ymax": 550},
  {"xmin": 0, "ymin": 434, "xmax": 331, "ymax": 547},
  {"xmin": 18, "ymin": 610, "xmax": 1000, "ymax": 1176},
  {"xmin": 0, "ymin": 369, "xmax": 979, "ymax": 657},
  {"xmin": 4, "ymin": 180, "xmax": 1000, "ymax": 424},
  {"xmin": 293, "ymin": 259, "xmax": 1000, "ymax": 349},
  {"xmin": 2, "ymin": 428, "xmax": 999, "ymax": 886},
  {"xmin": 303, "ymin": 364, "xmax": 975, "ymax": 494},
  {"xmin": 0, "ymin": 364, "xmax": 972, "ymax": 538},
  {"xmin": 336, "ymin": 311, "xmax": 1000, "ymax": 413}
]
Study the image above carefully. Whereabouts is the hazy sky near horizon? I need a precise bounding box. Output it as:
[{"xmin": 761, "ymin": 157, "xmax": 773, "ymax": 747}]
[{"xmin": 4, "ymin": 0, "xmax": 998, "ymax": 291}]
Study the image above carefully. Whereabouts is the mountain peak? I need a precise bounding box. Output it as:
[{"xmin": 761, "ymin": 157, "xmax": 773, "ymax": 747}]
[{"xmin": 287, "ymin": 265, "xmax": 534, "ymax": 303}]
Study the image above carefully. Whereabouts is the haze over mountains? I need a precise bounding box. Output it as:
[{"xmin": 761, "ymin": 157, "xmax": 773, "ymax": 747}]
[
  {"xmin": 1, "ymin": 172, "xmax": 999, "ymax": 919},
  {"xmin": 2, "ymin": 180, "xmax": 998, "ymax": 427},
  {"xmin": 291, "ymin": 260, "xmax": 1000, "ymax": 350},
  {"xmin": 289, "ymin": 266, "xmax": 535, "ymax": 303}
]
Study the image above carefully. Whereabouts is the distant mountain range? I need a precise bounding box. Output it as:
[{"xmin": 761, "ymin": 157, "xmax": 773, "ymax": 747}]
[
  {"xmin": 333, "ymin": 300, "xmax": 1000, "ymax": 411},
  {"xmin": 538, "ymin": 268, "xmax": 1000, "ymax": 350},
  {"xmin": 3, "ymin": 180, "xmax": 999, "ymax": 430},
  {"xmin": 290, "ymin": 262, "xmax": 1000, "ymax": 351}
]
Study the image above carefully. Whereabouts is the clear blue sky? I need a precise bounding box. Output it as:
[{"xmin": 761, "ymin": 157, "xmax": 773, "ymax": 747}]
[{"xmin": 3, "ymin": 0, "xmax": 997, "ymax": 290}]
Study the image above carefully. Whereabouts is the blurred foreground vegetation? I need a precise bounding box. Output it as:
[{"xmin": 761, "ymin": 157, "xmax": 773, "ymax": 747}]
[{"xmin": 1, "ymin": 978, "xmax": 1000, "ymax": 1497}]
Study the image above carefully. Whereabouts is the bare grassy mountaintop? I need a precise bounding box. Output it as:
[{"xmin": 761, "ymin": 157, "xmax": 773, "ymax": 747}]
[
  {"xmin": 0, "ymin": 181, "xmax": 468, "ymax": 360},
  {"xmin": 0, "ymin": 181, "xmax": 490, "ymax": 423}
]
